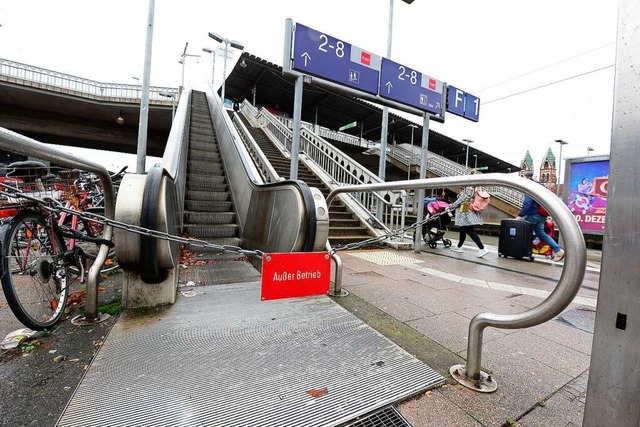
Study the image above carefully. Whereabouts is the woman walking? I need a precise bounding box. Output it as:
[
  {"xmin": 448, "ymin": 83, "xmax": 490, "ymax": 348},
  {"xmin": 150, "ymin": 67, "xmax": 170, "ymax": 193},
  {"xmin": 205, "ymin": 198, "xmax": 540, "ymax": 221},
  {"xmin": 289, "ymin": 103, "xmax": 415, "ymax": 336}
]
[{"xmin": 450, "ymin": 186, "xmax": 489, "ymax": 257}]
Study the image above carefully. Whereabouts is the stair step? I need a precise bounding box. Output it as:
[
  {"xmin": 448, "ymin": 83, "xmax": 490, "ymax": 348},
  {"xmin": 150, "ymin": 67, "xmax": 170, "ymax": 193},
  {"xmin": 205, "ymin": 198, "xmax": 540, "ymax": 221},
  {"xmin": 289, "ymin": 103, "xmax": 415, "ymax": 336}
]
[{"xmin": 329, "ymin": 227, "xmax": 371, "ymax": 236}]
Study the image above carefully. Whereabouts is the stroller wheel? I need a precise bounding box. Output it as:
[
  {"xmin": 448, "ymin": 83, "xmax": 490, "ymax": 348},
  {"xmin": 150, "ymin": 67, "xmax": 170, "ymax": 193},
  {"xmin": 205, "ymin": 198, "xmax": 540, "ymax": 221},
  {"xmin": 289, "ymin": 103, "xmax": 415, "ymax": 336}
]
[
  {"xmin": 443, "ymin": 239, "xmax": 452, "ymax": 248},
  {"xmin": 428, "ymin": 241, "xmax": 438, "ymax": 249}
]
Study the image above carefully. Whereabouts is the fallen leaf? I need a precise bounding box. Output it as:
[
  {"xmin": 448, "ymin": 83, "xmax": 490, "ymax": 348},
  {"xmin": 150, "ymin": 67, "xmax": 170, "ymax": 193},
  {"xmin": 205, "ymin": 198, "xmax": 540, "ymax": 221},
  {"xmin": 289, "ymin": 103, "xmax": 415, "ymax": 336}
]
[{"xmin": 305, "ymin": 387, "xmax": 329, "ymax": 398}]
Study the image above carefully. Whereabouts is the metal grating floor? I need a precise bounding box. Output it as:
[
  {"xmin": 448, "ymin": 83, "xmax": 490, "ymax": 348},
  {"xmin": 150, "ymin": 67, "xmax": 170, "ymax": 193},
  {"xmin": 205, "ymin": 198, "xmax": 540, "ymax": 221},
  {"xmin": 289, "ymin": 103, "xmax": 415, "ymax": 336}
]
[
  {"xmin": 57, "ymin": 282, "xmax": 443, "ymax": 427},
  {"xmin": 344, "ymin": 406, "xmax": 412, "ymax": 427}
]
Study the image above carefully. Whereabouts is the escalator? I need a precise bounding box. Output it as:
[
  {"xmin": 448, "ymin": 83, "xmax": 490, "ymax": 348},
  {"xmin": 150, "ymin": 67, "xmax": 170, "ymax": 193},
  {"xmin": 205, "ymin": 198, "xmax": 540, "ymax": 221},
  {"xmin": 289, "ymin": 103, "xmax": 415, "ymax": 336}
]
[
  {"xmin": 179, "ymin": 91, "xmax": 261, "ymax": 285},
  {"xmin": 57, "ymin": 88, "xmax": 444, "ymax": 427},
  {"xmin": 237, "ymin": 114, "xmax": 374, "ymax": 248}
]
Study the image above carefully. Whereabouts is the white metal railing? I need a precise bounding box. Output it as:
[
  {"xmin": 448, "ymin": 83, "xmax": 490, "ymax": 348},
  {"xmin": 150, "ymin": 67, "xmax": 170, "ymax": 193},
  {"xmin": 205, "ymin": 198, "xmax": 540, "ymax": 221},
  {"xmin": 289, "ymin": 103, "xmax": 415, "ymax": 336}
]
[
  {"xmin": 253, "ymin": 107, "xmax": 407, "ymax": 234},
  {"xmin": 278, "ymin": 113, "xmax": 524, "ymax": 208},
  {"xmin": 386, "ymin": 144, "xmax": 524, "ymax": 207},
  {"xmin": 0, "ymin": 58, "xmax": 178, "ymax": 104}
]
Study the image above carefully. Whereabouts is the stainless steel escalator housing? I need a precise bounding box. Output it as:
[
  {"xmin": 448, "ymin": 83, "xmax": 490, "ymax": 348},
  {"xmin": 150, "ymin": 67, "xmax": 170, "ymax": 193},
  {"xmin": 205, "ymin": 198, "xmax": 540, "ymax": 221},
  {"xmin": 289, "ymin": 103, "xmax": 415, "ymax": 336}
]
[{"xmin": 114, "ymin": 85, "xmax": 328, "ymax": 309}]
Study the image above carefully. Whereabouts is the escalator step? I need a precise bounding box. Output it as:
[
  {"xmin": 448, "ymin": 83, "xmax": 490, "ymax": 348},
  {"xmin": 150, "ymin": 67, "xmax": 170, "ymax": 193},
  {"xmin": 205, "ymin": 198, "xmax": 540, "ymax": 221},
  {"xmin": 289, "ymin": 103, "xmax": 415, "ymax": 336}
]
[
  {"xmin": 185, "ymin": 200, "xmax": 233, "ymax": 211},
  {"xmin": 183, "ymin": 237, "xmax": 243, "ymax": 251},
  {"xmin": 183, "ymin": 224, "xmax": 239, "ymax": 238},
  {"xmin": 184, "ymin": 211, "xmax": 236, "ymax": 224},
  {"xmin": 188, "ymin": 161, "xmax": 223, "ymax": 173},
  {"xmin": 187, "ymin": 180, "xmax": 227, "ymax": 192},
  {"xmin": 185, "ymin": 190, "xmax": 229, "ymax": 201},
  {"xmin": 188, "ymin": 149, "xmax": 220, "ymax": 161}
]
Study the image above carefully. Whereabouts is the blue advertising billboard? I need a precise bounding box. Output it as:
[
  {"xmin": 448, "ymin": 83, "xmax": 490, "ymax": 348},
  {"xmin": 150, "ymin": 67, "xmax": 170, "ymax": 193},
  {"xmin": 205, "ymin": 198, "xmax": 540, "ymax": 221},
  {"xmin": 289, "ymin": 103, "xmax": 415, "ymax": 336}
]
[{"xmin": 564, "ymin": 156, "xmax": 609, "ymax": 234}]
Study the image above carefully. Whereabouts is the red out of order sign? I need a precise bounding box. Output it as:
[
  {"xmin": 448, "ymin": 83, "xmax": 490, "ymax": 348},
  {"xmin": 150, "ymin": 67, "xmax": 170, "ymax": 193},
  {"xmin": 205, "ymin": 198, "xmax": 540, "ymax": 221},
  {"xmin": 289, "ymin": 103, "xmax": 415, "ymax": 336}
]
[{"xmin": 261, "ymin": 252, "xmax": 331, "ymax": 301}]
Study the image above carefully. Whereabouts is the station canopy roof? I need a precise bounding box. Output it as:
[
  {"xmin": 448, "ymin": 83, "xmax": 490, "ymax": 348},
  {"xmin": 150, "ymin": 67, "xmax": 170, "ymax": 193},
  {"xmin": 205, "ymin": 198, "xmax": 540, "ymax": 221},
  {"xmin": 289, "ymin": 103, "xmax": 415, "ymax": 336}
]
[{"xmin": 223, "ymin": 52, "xmax": 519, "ymax": 174}]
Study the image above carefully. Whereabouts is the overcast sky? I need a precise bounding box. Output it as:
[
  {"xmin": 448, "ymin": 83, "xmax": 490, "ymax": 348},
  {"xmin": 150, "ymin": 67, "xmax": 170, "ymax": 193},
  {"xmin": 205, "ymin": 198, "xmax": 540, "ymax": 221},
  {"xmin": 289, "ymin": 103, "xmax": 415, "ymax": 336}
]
[{"xmin": 0, "ymin": 0, "xmax": 618, "ymax": 172}]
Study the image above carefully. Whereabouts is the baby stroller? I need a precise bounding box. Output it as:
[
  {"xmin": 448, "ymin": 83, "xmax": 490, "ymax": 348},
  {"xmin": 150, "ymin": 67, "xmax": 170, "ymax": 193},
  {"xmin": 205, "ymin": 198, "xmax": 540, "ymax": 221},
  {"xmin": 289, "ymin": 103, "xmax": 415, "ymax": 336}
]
[{"xmin": 420, "ymin": 199, "xmax": 453, "ymax": 248}]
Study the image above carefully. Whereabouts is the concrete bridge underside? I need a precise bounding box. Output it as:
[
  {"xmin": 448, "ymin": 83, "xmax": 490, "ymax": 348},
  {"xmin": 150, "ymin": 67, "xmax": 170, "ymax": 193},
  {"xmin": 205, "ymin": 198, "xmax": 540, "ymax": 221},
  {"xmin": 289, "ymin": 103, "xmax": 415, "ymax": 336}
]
[{"xmin": 0, "ymin": 82, "xmax": 171, "ymax": 157}]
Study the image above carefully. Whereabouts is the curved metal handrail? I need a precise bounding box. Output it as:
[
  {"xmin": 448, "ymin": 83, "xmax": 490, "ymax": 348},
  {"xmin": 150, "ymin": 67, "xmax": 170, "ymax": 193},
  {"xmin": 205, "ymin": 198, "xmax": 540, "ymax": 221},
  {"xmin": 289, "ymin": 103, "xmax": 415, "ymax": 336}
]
[
  {"xmin": 326, "ymin": 173, "xmax": 587, "ymax": 391},
  {"xmin": 0, "ymin": 126, "xmax": 116, "ymax": 322}
]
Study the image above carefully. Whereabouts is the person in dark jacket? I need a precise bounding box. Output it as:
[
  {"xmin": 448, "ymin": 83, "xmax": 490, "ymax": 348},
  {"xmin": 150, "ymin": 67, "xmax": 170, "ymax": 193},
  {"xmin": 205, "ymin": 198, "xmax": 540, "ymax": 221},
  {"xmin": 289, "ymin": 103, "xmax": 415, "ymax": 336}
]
[{"xmin": 515, "ymin": 171, "xmax": 565, "ymax": 261}]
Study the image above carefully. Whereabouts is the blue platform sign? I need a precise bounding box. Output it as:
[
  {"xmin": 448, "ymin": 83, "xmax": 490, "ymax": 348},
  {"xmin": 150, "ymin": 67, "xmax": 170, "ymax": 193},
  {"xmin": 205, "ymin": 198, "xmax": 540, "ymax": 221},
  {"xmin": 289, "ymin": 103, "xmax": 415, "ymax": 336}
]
[
  {"xmin": 292, "ymin": 23, "xmax": 381, "ymax": 95},
  {"xmin": 446, "ymin": 85, "xmax": 480, "ymax": 122},
  {"xmin": 379, "ymin": 58, "xmax": 444, "ymax": 116}
]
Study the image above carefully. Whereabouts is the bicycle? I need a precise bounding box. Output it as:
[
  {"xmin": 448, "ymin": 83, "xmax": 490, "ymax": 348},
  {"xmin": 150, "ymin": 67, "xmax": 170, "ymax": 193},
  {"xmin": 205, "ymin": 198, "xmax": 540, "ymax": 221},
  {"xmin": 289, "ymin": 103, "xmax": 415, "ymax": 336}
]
[{"xmin": 0, "ymin": 161, "xmax": 115, "ymax": 330}]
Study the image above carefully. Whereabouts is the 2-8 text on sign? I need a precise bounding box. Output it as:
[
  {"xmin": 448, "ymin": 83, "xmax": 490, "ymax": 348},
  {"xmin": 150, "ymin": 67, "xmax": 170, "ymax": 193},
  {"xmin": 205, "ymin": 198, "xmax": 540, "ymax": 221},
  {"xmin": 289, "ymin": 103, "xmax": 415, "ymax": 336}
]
[{"xmin": 292, "ymin": 23, "xmax": 381, "ymax": 95}]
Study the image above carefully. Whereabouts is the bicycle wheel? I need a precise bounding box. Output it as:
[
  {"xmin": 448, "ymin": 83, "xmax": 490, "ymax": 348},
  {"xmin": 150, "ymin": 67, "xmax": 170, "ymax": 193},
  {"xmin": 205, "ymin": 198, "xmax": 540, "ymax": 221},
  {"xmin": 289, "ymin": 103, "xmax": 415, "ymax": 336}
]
[{"xmin": 0, "ymin": 210, "xmax": 69, "ymax": 330}]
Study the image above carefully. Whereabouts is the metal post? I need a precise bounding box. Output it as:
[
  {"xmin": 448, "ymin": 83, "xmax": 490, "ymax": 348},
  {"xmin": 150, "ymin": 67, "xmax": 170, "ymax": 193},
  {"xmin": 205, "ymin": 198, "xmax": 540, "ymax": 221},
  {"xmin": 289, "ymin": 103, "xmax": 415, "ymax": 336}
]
[
  {"xmin": 378, "ymin": 0, "xmax": 395, "ymax": 186},
  {"xmin": 252, "ymin": 84, "xmax": 256, "ymax": 107},
  {"xmin": 463, "ymin": 138, "xmax": 473, "ymax": 173},
  {"xmin": 408, "ymin": 124, "xmax": 415, "ymax": 180},
  {"xmin": 554, "ymin": 139, "xmax": 568, "ymax": 195},
  {"xmin": 221, "ymin": 42, "xmax": 229, "ymax": 104},
  {"xmin": 585, "ymin": 1, "xmax": 640, "ymax": 423},
  {"xmin": 413, "ymin": 114, "xmax": 430, "ymax": 252},
  {"xmin": 290, "ymin": 75, "xmax": 303, "ymax": 180},
  {"xmin": 135, "ymin": 0, "xmax": 155, "ymax": 174}
]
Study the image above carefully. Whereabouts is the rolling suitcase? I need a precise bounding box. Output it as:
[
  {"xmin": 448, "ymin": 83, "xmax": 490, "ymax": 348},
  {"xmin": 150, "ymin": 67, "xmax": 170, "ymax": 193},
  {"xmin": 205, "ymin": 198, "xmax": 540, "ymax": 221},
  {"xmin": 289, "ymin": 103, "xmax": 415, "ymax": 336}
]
[{"xmin": 498, "ymin": 219, "xmax": 534, "ymax": 260}]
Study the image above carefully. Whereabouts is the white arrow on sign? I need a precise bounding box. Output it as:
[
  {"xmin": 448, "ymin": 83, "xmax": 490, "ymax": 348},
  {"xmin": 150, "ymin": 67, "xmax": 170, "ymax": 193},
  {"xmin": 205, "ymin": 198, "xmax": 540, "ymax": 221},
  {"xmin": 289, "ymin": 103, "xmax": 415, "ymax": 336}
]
[
  {"xmin": 385, "ymin": 81, "xmax": 393, "ymax": 93},
  {"xmin": 301, "ymin": 52, "xmax": 311, "ymax": 66}
]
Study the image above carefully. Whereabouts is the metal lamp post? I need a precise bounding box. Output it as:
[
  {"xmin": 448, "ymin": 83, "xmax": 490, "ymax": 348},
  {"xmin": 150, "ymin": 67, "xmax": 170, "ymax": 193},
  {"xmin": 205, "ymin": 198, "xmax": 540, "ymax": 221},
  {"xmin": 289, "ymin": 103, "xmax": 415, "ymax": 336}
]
[
  {"xmin": 159, "ymin": 92, "xmax": 176, "ymax": 121},
  {"xmin": 208, "ymin": 32, "xmax": 244, "ymax": 104},
  {"xmin": 202, "ymin": 47, "xmax": 216, "ymax": 85},
  {"xmin": 463, "ymin": 139, "xmax": 474, "ymax": 173},
  {"xmin": 378, "ymin": 0, "xmax": 416, "ymax": 183},
  {"xmin": 587, "ymin": 146, "xmax": 594, "ymax": 156},
  {"xmin": 554, "ymin": 139, "xmax": 569, "ymax": 195}
]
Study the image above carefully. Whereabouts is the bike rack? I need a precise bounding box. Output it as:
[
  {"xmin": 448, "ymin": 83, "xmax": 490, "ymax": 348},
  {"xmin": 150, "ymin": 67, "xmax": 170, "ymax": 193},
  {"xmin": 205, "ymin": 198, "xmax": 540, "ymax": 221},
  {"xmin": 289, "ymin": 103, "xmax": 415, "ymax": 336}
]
[
  {"xmin": 0, "ymin": 126, "xmax": 116, "ymax": 325},
  {"xmin": 326, "ymin": 173, "xmax": 587, "ymax": 392}
]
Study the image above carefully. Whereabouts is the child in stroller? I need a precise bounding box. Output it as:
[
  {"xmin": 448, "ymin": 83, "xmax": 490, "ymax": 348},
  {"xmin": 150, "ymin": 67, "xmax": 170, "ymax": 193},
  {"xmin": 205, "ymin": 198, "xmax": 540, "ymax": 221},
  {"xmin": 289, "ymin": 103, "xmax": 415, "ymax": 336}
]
[{"xmin": 420, "ymin": 198, "xmax": 453, "ymax": 248}]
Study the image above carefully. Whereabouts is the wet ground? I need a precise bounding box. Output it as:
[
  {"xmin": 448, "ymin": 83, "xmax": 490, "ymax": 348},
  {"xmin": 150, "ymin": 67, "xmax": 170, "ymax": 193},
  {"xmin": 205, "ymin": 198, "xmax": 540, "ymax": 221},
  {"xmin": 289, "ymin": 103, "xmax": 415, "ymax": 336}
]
[{"xmin": 0, "ymin": 272, "xmax": 122, "ymax": 426}]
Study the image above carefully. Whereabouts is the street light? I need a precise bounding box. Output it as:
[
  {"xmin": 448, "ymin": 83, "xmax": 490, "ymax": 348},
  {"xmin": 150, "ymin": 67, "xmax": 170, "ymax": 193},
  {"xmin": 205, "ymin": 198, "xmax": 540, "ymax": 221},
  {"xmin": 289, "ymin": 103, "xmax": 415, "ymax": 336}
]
[
  {"xmin": 159, "ymin": 91, "xmax": 177, "ymax": 121},
  {"xmin": 378, "ymin": 0, "xmax": 416, "ymax": 184},
  {"xmin": 177, "ymin": 43, "xmax": 201, "ymax": 93},
  {"xmin": 462, "ymin": 139, "xmax": 474, "ymax": 172},
  {"xmin": 587, "ymin": 146, "xmax": 594, "ymax": 155},
  {"xmin": 473, "ymin": 154, "xmax": 478, "ymax": 170},
  {"xmin": 208, "ymin": 31, "xmax": 244, "ymax": 104},
  {"xmin": 554, "ymin": 139, "xmax": 569, "ymax": 195},
  {"xmin": 202, "ymin": 47, "xmax": 216, "ymax": 86}
]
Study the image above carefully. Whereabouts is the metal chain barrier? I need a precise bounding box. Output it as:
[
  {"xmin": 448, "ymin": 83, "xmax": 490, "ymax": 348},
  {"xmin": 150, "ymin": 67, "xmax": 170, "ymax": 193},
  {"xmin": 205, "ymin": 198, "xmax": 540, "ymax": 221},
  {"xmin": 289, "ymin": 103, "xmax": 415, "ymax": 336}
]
[
  {"xmin": 0, "ymin": 183, "xmax": 473, "ymax": 258},
  {"xmin": 0, "ymin": 184, "xmax": 266, "ymax": 260},
  {"xmin": 331, "ymin": 191, "xmax": 471, "ymax": 253}
]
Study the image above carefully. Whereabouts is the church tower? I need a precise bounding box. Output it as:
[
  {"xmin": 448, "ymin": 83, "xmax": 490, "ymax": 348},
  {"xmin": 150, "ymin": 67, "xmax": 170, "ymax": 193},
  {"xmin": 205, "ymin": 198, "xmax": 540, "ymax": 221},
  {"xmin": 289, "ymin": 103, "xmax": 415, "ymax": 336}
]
[
  {"xmin": 539, "ymin": 148, "xmax": 557, "ymax": 192},
  {"xmin": 520, "ymin": 150, "xmax": 534, "ymax": 177}
]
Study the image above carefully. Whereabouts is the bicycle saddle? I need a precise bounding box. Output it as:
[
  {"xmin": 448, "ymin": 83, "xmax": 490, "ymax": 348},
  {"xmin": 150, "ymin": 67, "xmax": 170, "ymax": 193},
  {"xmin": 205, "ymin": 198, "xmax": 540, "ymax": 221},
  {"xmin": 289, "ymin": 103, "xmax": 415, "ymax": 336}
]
[{"xmin": 6, "ymin": 161, "xmax": 49, "ymax": 182}]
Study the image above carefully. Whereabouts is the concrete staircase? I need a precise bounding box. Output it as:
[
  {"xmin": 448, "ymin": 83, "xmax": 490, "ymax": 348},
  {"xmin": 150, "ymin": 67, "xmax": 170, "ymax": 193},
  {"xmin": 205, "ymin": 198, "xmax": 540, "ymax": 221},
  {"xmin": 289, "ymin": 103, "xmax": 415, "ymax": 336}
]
[
  {"xmin": 178, "ymin": 91, "xmax": 261, "ymax": 285},
  {"xmin": 237, "ymin": 114, "xmax": 374, "ymax": 248}
]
